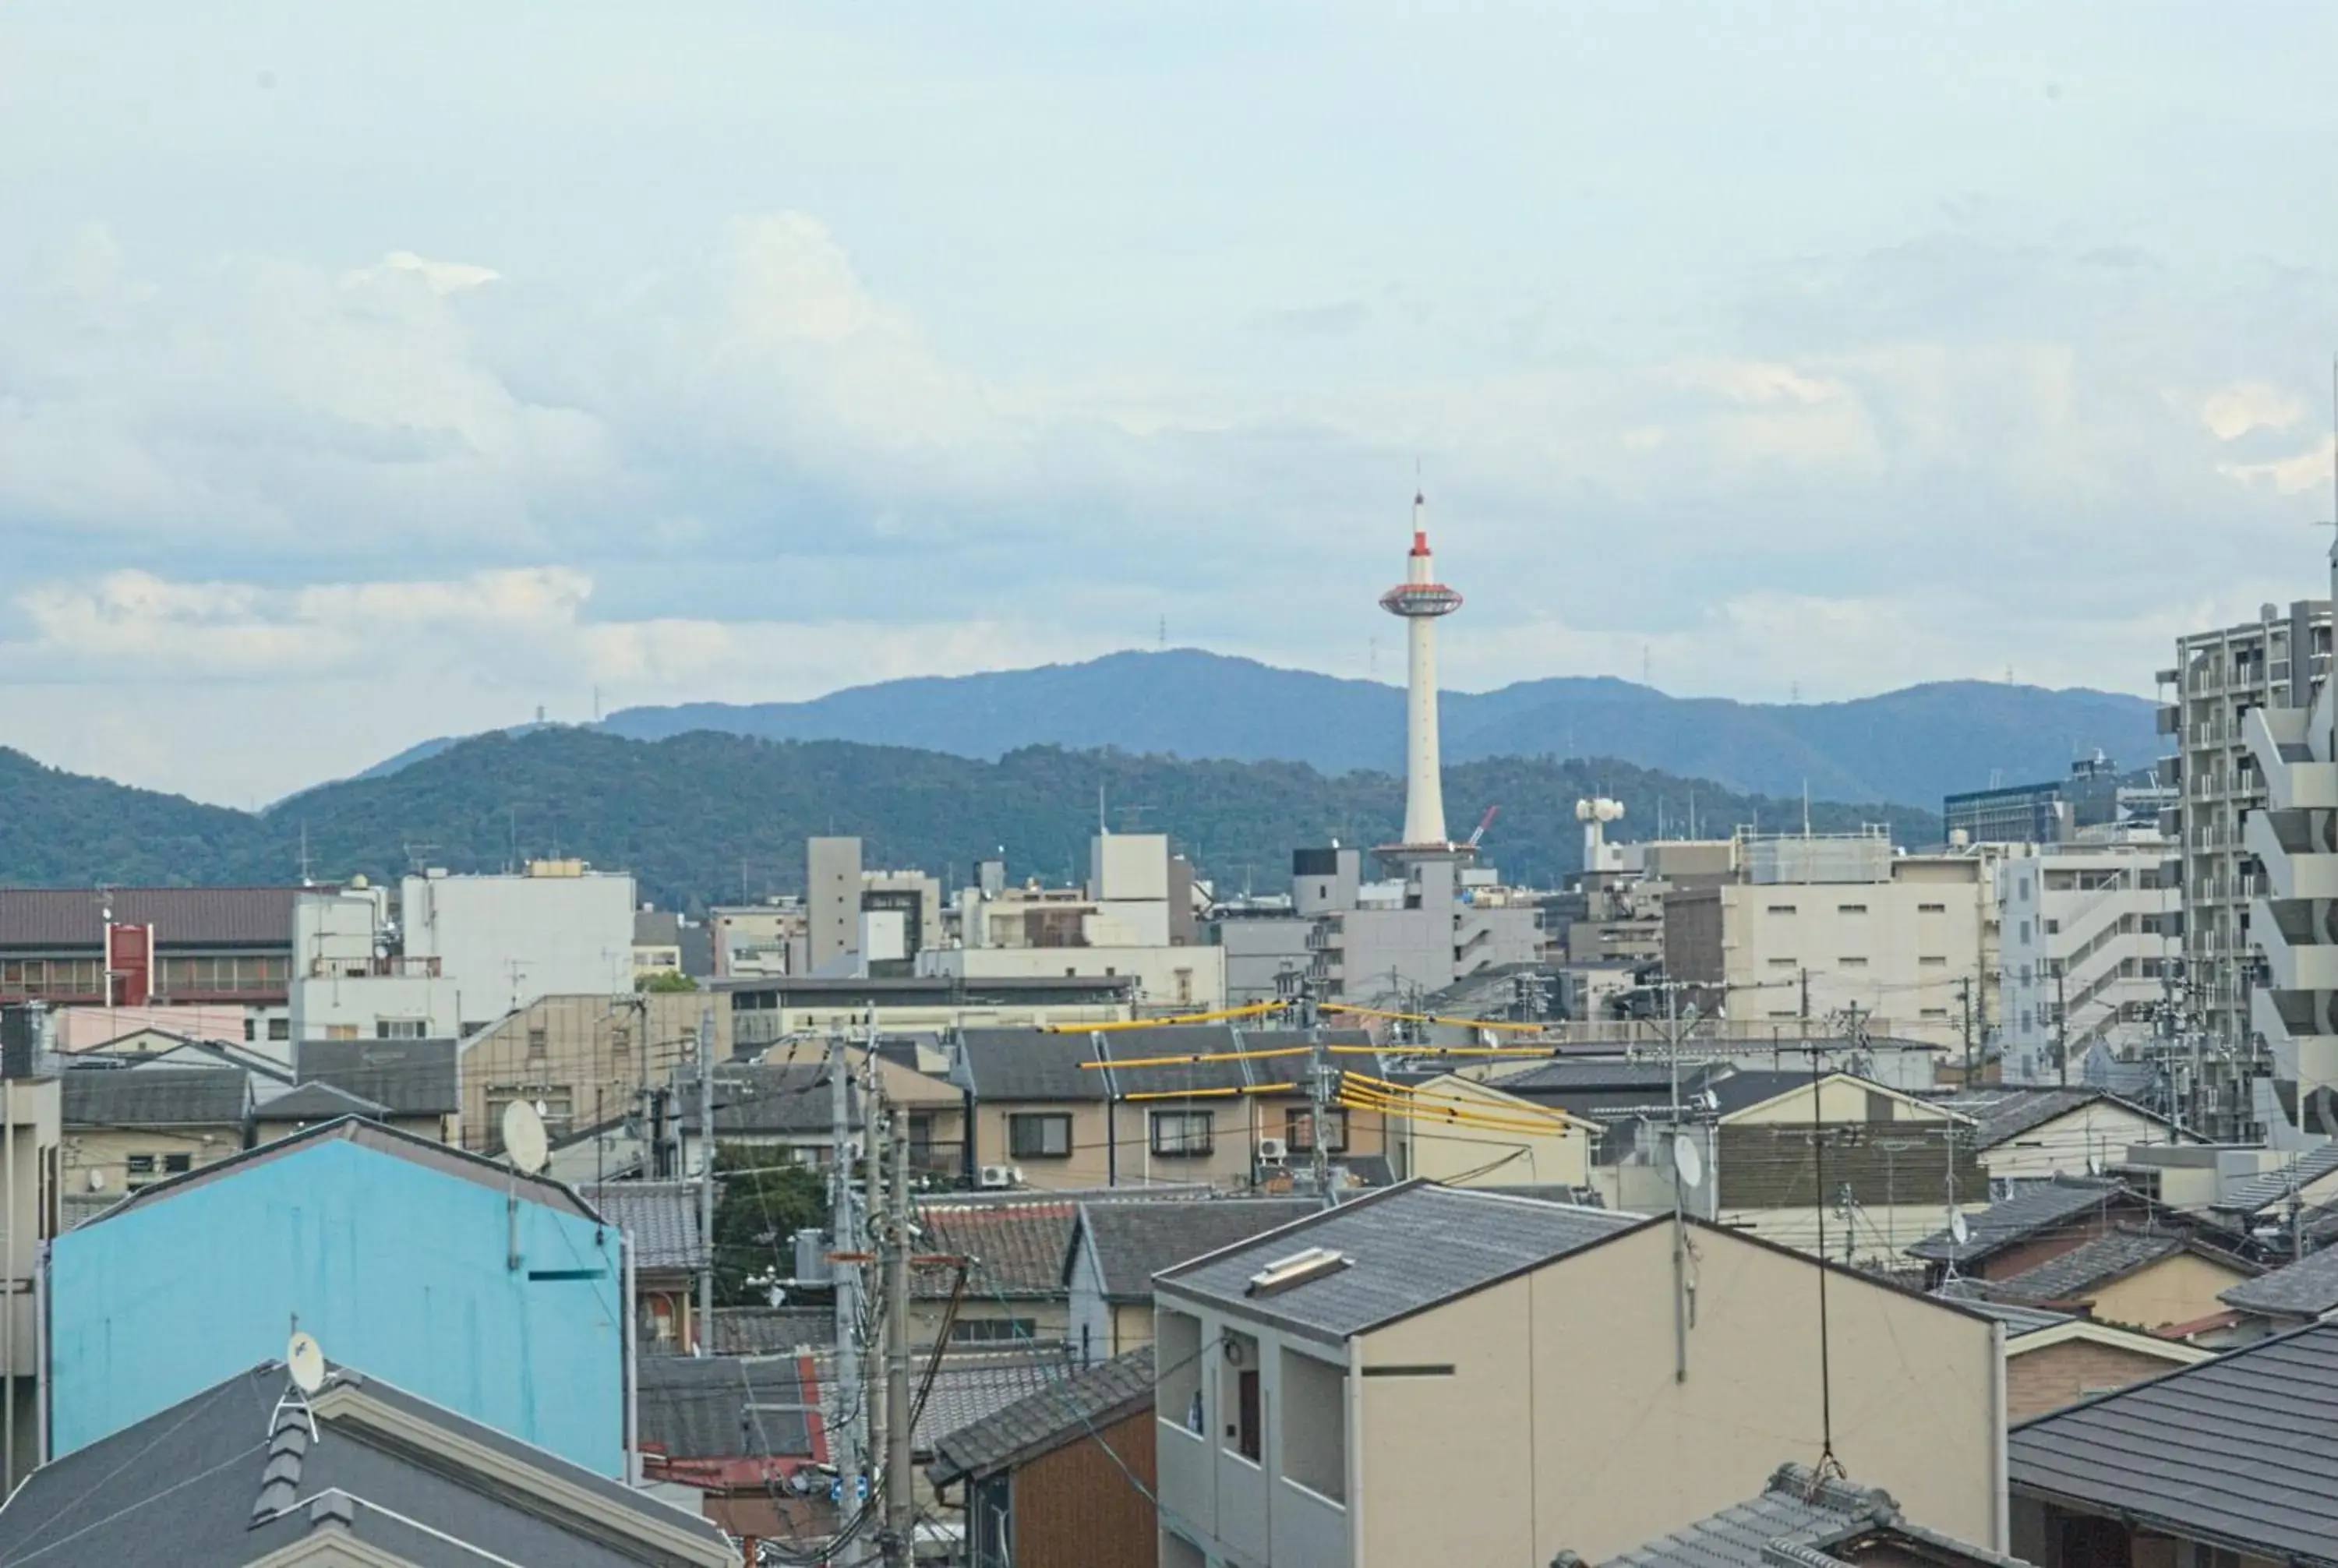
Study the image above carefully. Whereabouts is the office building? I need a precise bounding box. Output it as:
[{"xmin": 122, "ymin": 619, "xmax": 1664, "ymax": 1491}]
[{"xmin": 1996, "ymin": 827, "xmax": 2180, "ymax": 1086}]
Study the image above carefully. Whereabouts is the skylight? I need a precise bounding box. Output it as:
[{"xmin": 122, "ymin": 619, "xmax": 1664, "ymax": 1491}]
[{"xmin": 1246, "ymin": 1246, "xmax": 1350, "ymax": 1297}]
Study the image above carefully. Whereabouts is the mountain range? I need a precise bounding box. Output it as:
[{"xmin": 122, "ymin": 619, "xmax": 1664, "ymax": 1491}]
[
  {"xmin": 419, "ymin": 651, "xmax": 2151, "ymax": 810},
  {"xmin": 1, "ymin": 730, "xmax": 1941, "ymax": 909}
]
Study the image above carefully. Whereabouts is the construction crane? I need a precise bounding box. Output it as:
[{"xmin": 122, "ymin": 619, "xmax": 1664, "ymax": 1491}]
[{"xmin": 1465, "ymin": 804, "xmax": 1499, "ymax": 849}]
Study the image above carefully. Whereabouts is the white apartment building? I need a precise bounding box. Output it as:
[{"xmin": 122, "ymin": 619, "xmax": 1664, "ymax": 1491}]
[
  {"xmin": 1664, "ymin": 830, "xmax": 2001, "ymax": 1051},
  {"xmin": 2160, "ymin": 599, "xmax": 2332, "ymax": 1139},
  {"xmin": 288, "ymin": 862, "xmax": 635, "ymax": 1041},
  {"xmin": 1996, "ymin": 828, "xmax": 2179, "ymax": 1086}
]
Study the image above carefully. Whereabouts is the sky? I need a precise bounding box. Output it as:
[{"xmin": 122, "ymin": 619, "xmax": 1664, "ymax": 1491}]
[{"xmin": 5, "ymin": 2, "xmax": 2338, "ymax": 807}]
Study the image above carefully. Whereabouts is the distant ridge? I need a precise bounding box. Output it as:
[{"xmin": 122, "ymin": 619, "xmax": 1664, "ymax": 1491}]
[{"xmin": 592, "ymin": 648, "xmax": 2159, "ymax": 808}]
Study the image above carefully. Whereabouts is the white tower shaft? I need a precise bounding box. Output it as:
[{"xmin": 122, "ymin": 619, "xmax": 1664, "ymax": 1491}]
[{"xmin": 1403, "ymin": 558, "xmax": 1447, "ymax": 847}]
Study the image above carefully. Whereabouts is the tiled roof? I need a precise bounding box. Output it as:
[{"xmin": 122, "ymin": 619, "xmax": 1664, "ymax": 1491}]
[
  {"xmin": 2009, "ymin": 1321, "xmax": 2338, "ymax": 1565},
  {"xmin": 295, "ymin": 1038, "xmax": 459, "ymax": 1116},
  {"xmin": 708, "ymin": 1307, "xmax": 837, "ymax": 1355},
  {"xmin": 1486, "ymin": 1059, "xmax": 1685, "ymax": 1095},
  {"xmin": 1588, "ymin": 1462, "xmax": 2022, "ymax": 1568},
  {"xmin": 683, "ymin": 1063, "xmax": 842, "ymax": 1136},
  {"xmin": 253, "ymin": 1081, "xmax": 394, "ymax": 1122},
  {"xmin": 0, "ymin": 1358, "xmax": 731, "ymax": 1566},
  {"xmin": 955, "ymin": 1025, "xmax": 1378, "ymax": 1103},
  {"xmin": 2221, "ymin": 1243, "xmax": 2338, "ymax": 1319},
  {"xmin": 637, "ymin": 1353, "xmax": 813, "ymax": 1461},
  {"xmin": 1070, "ymin": 1199, "xmax": 1321, "ymax": 1298},
  {"xmin": 1905, "ymin": 1177, "xmax": 2136, "ymax": 1265},
  {"xmin": 1096, "ymin": 1026, "xmax": 1252, "ymax": 1097},
  {"xmin": 0, "ymin": 886, "xmax": 307, "ymax": 948},
  {"xmin": 1930, "ymin": 1086, "xmax": 2165, "ymax": 1148},
  {"xmin": 2214, "ymin": 1142, "xmax": 2338, "ymax": 1217},
  {"xmin": 1992, "ymin": 1227, "xmax": 2246, "ymax": 1305},
  {"xmin": 1225, "ymin": 1029, "xmax": 1375, "ymax": 1088},
  {"xmin": 62, "ymin": 1065, "xmax": 247, "ymax": 1128},
  {"xmin": 1159, "ymin": 1181, "xmax": 1646, "ymax": 1343},
  {"xmin": 1929, "ymin": 1279, "xmax": 2073, "ymax": 1338},
  {"xmin": 955, "ymin": 1029, "xmax": 1114, "ymax": 1102},
  {"xmin": 927, "ymin": 1347, "xmax": 1154, "ymax": 1487},
  {"xmin": 818, "ymin": 1348, "xmax": 1073, "ymax": 1455},
  {"xmin": 580, "ymin": 1181, "xmax": 704, "ymax": 1272},
  {"xmin": 919, "ymin": 1199, "xmax": 1078, "ymax": 1298}
]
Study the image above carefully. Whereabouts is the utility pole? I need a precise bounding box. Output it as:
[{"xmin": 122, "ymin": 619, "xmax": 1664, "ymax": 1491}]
[
  {"xmin": 1956, "ymin": 976, "xmax": 1975, "ymax": 1088},
  {"xmin": 882, "ymin": 1108, "xmax": 915, "ymax": 1568},
  {"xmin": 1799, "ymin": 966, "xmax": 1811, "ymax": 1026},
  {"xmin": 1303, "ymin": 981, "xmax": 1333, "ymax": 1207},
  {"xmin": 695, "ymin": 1005, "xmax": 715, "ymax": 1349},
  {"xmin": 828, "ymin": 1033, "xmax": 865, "ymax": 1551},
  {"xmin": 863, "ymin": 1020, "xmax": 885, "ymax": 1524},
  {"xmin": 2054, "ymin": 964, "xmax": 2070, "ymax": 1089}
]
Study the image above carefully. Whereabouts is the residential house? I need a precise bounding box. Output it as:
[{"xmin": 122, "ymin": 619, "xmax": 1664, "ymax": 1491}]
[
  {"xmin": 1065, "ymin": 1199, "xmax": 1319, "ymax": 1365},
  {"xmin": 0, "ymin": 1075, "xmax": 58, "ymax": 1492},
  {"xmin": 249, "ymin": 1079, "xmax": 409, "ymax": 1144},
  {"xmin": 919, "ymin": 1196, "xmax": 1081, "ymax": 1348},
  {"xmin": 2008, "ymin": 1319, "xmax": 2338, "ymax": 1568},
  {"xmin": 952, "ymin": 1026, "xmax": 1390, "ymax": 1194},
  {"xmin": 1934, "ymin": 1086, "xmax": 2192, "ymax": 1189},
  {"xmin": 2207, "ymin": 1140, "xmax": 2338, "ymax": 1227},
  {"xmin": 708, "ymin": 1306, "xmax": 837, "ymax": 1355},
  {"xmin": 583, "ymin": 1181, "xmax": 708, "ymax": 1354},
  {"xmin": 286, "ymin": 1035, "xmax": 461, "ymax": 1142},
  {"xmin": 1906, "ymin": 1176, "xmax": 2162, "ymax": 1286},
  {"xmin": 1384, "ymin": 1070, "xmax": 1596, "ymax": 1188},
  {"xmin": 1989, "ymin": 1227, "xmax": 2259, "ymax": 1336},
  {"xmin": 1940, "ymin": 1287, "xmax": 2215, "ymax": 1421},
  {"xmin": 1153, "ymin": 1181, "xmax": 2004, "ymax": 1568},
  {"xmin": 819, "ymin": 1346, "xmax": 1075, "ymax": 1531},
  {"xmin": 681, "ymin": 1061, "xmax": 851, "ymax": 1177},
  {"xmin": 2217, "ymin": 1240, "xmax": 2338, "ymax": 1331},
  {"xmin": 0, "ymin": 1359, "xmax": 737, "ymax": 1567},
  {"xmin": 637, "ymin": 1352, "xmax": 830, "ymax": 1547},
  {"xmin": 48, "ymin": 1117, "xmax": 627, "ymax": 1474},
  {"xmin": 1570, "ymin": 1463, "xmax": 2029, "ymax": 1568},
  {"xmin": 460, "ymin": 991, "xmax": 728, "ymax": 1157},
  {"xmin": 928, "ymin": 1346, "xmax": 1157, "ymax": 1568},
  {"xmin": 59, "ymin": 1065, "xmax": 248, "ymax": 1194}
]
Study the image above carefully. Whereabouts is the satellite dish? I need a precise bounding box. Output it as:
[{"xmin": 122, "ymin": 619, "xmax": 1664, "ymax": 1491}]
[
  {"xmin": 1948, "ymin": 1210, "xmax": 1970, "ymax": 1247},
  {"xmin": 286, "ymin": 1331, "xmax": 327, "ymax": 1395},
  {"xmin": 1671, "ymin": 1133, "xmax": 1704, "ymax": 1188},
  {"xmin": 501, "ymin": 1100, "xmax": 549, "ymax": 1175},
  {"xmin": 87, "ymin": 1169, "xmax": 105, "ymax": 1192},
  {"xmin": 2085, "ymin": 1153, "xmax": 2105, "ymax": 1176}
]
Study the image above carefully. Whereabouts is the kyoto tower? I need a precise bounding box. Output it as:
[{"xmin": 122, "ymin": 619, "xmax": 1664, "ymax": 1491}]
[{"xmin": 1378, "ymin": 490, "xmax": 1465, "ymax": 856}]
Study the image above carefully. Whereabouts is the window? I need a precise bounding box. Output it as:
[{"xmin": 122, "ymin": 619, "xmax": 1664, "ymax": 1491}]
[
  {"xmin": 1150, "ymin": 1111, "xmax": 1215, "ymax": 1157},
  {"xmin": 2044, "ymin": 919, "xmax": 2061, "ymax": 935},
  {"xmin": 1285, "ymin": 1107, "xmax": 1348, "ymax": 1154},
  {"xmin": 268, "ymin": 1017, "xmax": 290, "ymax": 1041},
  {"xmin": 163, "ymin": 1153, "xmax": 192, "ymax": 1174},
  {"xmin": 1920, "ymin": 1008, "xmax": 1949, "ymax": 1020},
  {"xmin": 1008, "ymin": 1114, "xmax": 1072, "ymax": 1160},
  {"xmin": 1160, "ymin": 1311, "xmax": 1203, "ymax": 1437},
  {"xmin": 1838, "ymin": 956, "xmax": 1869, "ymax": 969},
  {"xmin": 1919, "ymin": 955, "xmax": 1947, "ymax": 967},
  {"xmin": 1221, "ymin": 1330, "xmax": 1262, "ymax": 1463},
  {"xmin": 2018, "ymin": 921, "xmax": 2031, "ymax": 944},
  {"xmin": 1919, "ymin": 902, "xmax": 1947, "ymax": 915},
  {"xmin": 125, "ymin": 1155, "xmax": 155, "ymax": 1177},
  {"xmin": 376, "ymin": 1019, "xmax": 425, "ymax": 1040},
  {"xmin": 1768, "ymin": 957, "xmax": 1799, "ymax": 969},
  {"xmin": 325, "ymin": 1024, "xmax": 359, "ymax": 1040},
  {"xmin": 1767, "ymin": 904, "xmax": 1798, "ymax": 916},
  {"xmin": 526, "ymin": 1027, "xmax": 549, "ymax": 1058},
  {"xmin": 244, "ymin": 1018, "xmax": 256, "ymax": 1042},
  {"xmin": 951, "ymin": 1317, "xmax": 1037, "ymax": 1344},
  {"xmin": 1838, "ymin": 903, "xmax": 1868, "ymax": 916},
  {"xmin": 1280, "ymin": 1348, "xmax": 1347, "ymax": 1503}
]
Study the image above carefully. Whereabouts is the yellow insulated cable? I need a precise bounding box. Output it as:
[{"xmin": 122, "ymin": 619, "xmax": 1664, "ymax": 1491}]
[
  {"xmin": 1335, "ymin": 1094, "xmax": 1579, "ymax": 1138},
  {"xmin": 1340, "ymin": 1079, "xmax": 1591, "ymax": 1128},
  {"xmin": 1320, "ymin": 1002, "xmax": 1552, "ymax": 1033},
  {"xmin": 1117, "ymin": 1083, "xmax": 1291, "ymax": 1101},
  {"xmin": 1078, "ymin": 1045, "xmax": 1316, "ymax": 1070},
  {"xmin": 1323, "ymin": 1044, "xmax": 1551, "ymax": 1058},
  {"xmin": 1045, "ymin": 1001, "xmax": 1288, "ymax": 1033}
]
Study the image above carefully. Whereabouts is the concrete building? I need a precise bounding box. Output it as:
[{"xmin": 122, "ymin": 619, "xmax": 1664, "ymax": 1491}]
[
  {"xmin": 1943, "ymin": 752, "xmax": 2170, "ymax": 846},
  {"xmin": 457, "ymin": 990, "xmax": 723, "ymax": 1156},
  {"xmin": 1065, "ymin": 1199, "xmax": 1320, "ymax": 1368},
  {"xmin": 0, "ymin": 887, "xmax": 304, "ymax": 1018},
  {"xmin": 47, "ymin": 1118, "xmax": 627, "ymax": 1474},
  {"xmin": 59, "ymin": 1065, "xmax": 249, "ymax": 1195},
  {"xmin": 708, "ymin": 899, "xmax": 807, "ymax": 980},
  {"xmin": 722, "ymin": 975, "xmax": 1134, "ymax": 1054},
  {"xmin": 1153, "ymin": 1183, "xmax": 2003, "ymax": 1568},
  {"xmin": 290, "ymin": 863, "xmax": 636, "ymax": 1043},
  {"xmin": 807, "ymin": 835, "xmax": 862, "ymax": 973},
  {"xmin": 0, "ymin": 1068, "xmax": 58, "ymax": 1493},
  {"xmin": 1664, "ymin": 828, "xmax": 2000, "ymax": 1051},
  {"xmin": 631, "ymin": 908, "xmax": 686, "ymax": 980},
  {"xmin": 2160, "ymin": 598, "xmax": 2333, "ymax": 1139},
  {"xmin": 1995, "ymin": 828, "xmax": 2180, "ymax": 1086}
]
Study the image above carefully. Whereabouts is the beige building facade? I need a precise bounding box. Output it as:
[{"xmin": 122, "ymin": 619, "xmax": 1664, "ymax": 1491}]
[{"xmin": 457, "ymin": 991, "xmax": 728, "ymax": 1155}]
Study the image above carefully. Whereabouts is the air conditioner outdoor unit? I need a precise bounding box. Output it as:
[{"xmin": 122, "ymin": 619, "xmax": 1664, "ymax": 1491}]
[
  {"xmin": 978, "ymin": 1164, "xmax": 1013, "ymax": 1189},
  {"xmin": 1257, "ymin": 1138, "xmax": 1288, "ymax": 1164}
]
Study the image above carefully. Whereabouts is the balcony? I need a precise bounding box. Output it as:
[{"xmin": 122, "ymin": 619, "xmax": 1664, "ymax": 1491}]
[
  {"xmin": 2245, "ymin": 705, "xmax": 2338, "ymax": 812},
  {"xmin": 306, "ymin": 955, "xmax": 443, "ymax": 979},
  {"xmin": 2246, "ymin": 810, "xmax": 2338, "ymax": 901},
  {"xmin": 2256, "ymin": 905, "xmax": 2338, "ymax": 994}
]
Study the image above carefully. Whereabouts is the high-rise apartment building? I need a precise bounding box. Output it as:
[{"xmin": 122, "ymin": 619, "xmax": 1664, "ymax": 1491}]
[
  {"xmin": 2158, "ymin": 600, "xmax": 2333, "ymax": 1139},
  {"xmin": 1995, "ymin": 828, "xmax": 2178, "ymax": 1086}
]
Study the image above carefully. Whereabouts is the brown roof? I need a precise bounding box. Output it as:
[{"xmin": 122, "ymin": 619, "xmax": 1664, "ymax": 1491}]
[
  {"xmin": 916, "ymin": 1199, "xmax": 1078, "ymax": 1298},
  {"xmin": 0, "ymin": 887, "xmax": 309, "ymax": 948}
]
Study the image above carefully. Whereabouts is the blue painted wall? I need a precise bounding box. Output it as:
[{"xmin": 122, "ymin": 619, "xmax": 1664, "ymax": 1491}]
[{"xmin": 50, "ymin": 1139, "xmax": 623, "ymax": 1474}]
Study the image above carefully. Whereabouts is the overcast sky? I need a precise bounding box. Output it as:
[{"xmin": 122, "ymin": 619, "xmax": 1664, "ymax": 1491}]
[{"xmin": 5, "ymin": 2, "xmax": 2338, "ymax": 805}]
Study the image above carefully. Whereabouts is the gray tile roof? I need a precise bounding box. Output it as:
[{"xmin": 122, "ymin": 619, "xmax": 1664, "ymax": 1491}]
[
  {"xmin": 1224, "ymin": 1029, "xmax": 1376, "ymax": 1088},
  {"xmin": 75, "ymin": 1116, "xmax": 599, "ymax": 1227},
  {"xmin": 2009, "ymin": 1320, "xmax": 2338, "ymax": 1565},
  {"xmin": 818, "ymin": 1347, "xmax": 1074, "ymax": 1455},
  {"xmin": 579, "ymin": 1181, "xmax": 705, "ymax": 1272},
  {"xmin": 637, "ymin": 1353, "xmax": 813, "ymax": 1460},
  {"xmin": 1486, "ymin": 1058, "xmax": 1686, "ymax": 1095},
  {"xmin": 253, "ymin": 1080, "xmax": 394, "ymax": 1123},
  {"xmin": 0, "ymin": 885, "xmax": 306, "ymax": 948},
  {"xmin": 0, "ymin": 1359, "xmax": 729, "ymax": 1566},
  {"xmin": 295, "ymin": 1038, "xmax": 460, "ymax": 1116},
  {"xmin": 1929, "ymin": 1279, "xmax": 2073, "ymax": 1338},
  {"xmin": 1931, "ymin": 1086, "xmax": 2164, "ymax": 1148},
  {"xmin": 1159, "ymin": 1181, "xmax": 1647, "ymax": 1343},
  {"xmin": 1096, "ymin": 1025, "xmax": 1253, "ymax": 1097},
  {"xmin": 1588, "ymin": 1462, "xmax": 2022, "ymax": 1568},
  {"xmin": 1068, "ymin": 1199, "xmax": 1322, "ymax": 1298},
  {"xmin": 61, "ymin": 1065, "xmax": 248, "ymax": 1128},
  {"xmin": 1906, "ymin": 1177, "xmax": 2138, "ymax": 1265},
  {"xmin": 919, "ymin": 1199, "xmax": 1079, "ymax": 1298},
  {"xmin": 927, "ymin": 1347, "xmax": 1154, "ymax": 1487},
  {"xmin": 2220, "ymin": 1242, "xmax": 2338, "ymax": 1319},
  {"xmin": 2213, "ymin": 1142, "xmax": 2338, "ymax": 1217},
  {"xmin": 1991, "ymin": 1227, "xmax": 2248, "ymax": 1306},
  {"xmin": 955, "ymin": 1028, "xmax": 1114, "ymax": 1102},
  {"xmin": 684, "ymin": 1063, "xmax": 842, "ymax": 1136},
  {"xmin": 708, "ymin": 1306, "xmax": 837, "ymax": 1354}
]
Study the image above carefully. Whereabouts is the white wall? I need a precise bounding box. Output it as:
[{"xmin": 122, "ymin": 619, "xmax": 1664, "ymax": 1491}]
[
  {"xmin": 1722, "ymin": 862, "xmax": 1987, "ymax": 1047},
  {"xmin": 401, "ymin": 870, "xmax": 635, "ymax": 1027},
  {"xmin": 920, "ymin": 944, "xmax": 1225, "ymax": 1010}
]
